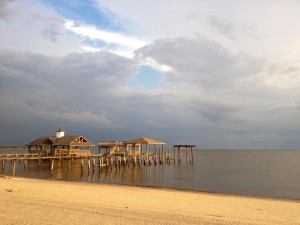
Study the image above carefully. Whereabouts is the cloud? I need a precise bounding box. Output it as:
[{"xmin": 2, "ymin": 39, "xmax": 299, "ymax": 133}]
[
  {"xmin": 0, "ymin": 48, "xmax": 183, "ymax": 144},
  {"xmin": 0, "ymin": 0, "xmax": 16, "ymax": 19},
  {"xmin": 41, "ymin": 24, "xmax": 62, "ymax": 42},
  {"xmin": 1, "ymin": 1, "xmax": 300, "ymax": 148},
  {"xmin": 0, "ymin": 41, "xmax": 299, "ymax": 148},
  {"xmin": 261, "ymin": 59, "xmax": 300, "ymax": 90},
  {"xmin": 0, "ymin": 49, "xmax": 139, "ymax": 126},
  {"xmin": 0, "ymin": 0, "xmax": 81, "ymax": 56},
  {"xmin": 64, "ymin": 20, "xmax": 147, "ymax": 56},
  {"xmin": 135, "ymin": 37, "xmax": 263, "ymax": 89}
]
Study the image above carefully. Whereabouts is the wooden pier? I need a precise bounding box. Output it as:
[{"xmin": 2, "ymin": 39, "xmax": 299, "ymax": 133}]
[{"xmin": 0, "ymin": 149, "xmax": 190, "ymax": 177}]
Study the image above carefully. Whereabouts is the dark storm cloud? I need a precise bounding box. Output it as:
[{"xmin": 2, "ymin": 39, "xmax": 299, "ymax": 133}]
[
  {"xmin": 0, "ymin": 38, "xmax": 299, "ymax": 148},
  {"xmin": 0, "ymin": 48, "xmax": 178, "ymax": 145},
  {"xmin": 0, "ymin": 49, "xmax": 139, "ymax": 126}
]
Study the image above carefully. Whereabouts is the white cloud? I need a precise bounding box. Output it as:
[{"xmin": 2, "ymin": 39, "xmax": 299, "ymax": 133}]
[
  {"xmin": 64, "ymin": 20, "xmax": 147, "ymax": 52},
  {"xmin": 136, "ymin": 56, "xmax": 173, "ymax": 72},
  {"xmin": 0, "ymin": 0, "xmax": 81, "ymax": 56},
  {"xmin": 0, "ymin": 0, "xmax": 17, "ymax": 19},
  {"xmin": 96, "ymin": 1, "xmax": 300, "ymax": 58}
]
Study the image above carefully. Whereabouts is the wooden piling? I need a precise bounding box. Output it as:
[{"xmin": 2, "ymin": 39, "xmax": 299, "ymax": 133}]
[
  {"xmin": 189, "ymin": 147, "xmax": 192, "ymax": 164},
  {"xmin": 2, "ymin": 160, "xmax": 6, "ymax": 171},
  {"xmin": 162, "ymin": 145, "xmax": 164, "ymax": 164},
  {"xmin": 159, "ymin": 148, "xmax": 161, "ymax": 164},
  {"xmin": 146, "ymin": 143, "xmax": 149, "ymax": 166},
  {"xmin": 178, "ymin": 146, "xmax": 181, "ymax": 164},
  {"xmin": 173, "ymin": 147, "xmax": 176, "ymax": 164},
  {"xmin": 92, "ymin": 158, "xmax": 95, "ymax": 173},
  {"xmin": 24, "ymin": 160, "xmax": 28, "ymax": 169},
  {"xmin": 12, "ymin": 160, "xmax": 16, "ymax": 177},
  {"xmin": 88, "ymin": 159, "xmax": 91, "ymax": 171},
  {"xmin": 154, "ymin": 145, "xmax": 157, "ymax": 165},
  {"xmin": 115, "ymin": 156, "xmax": 118, "ymax": 169},
  {"xmin": 133, "ymin": 157, "xmax": 136, "ymax": 167},
  {"xmin": 59, "ymin": 158, "xmax": 62, "ymax": 168},
  {"xmin": 81, "ymin": 158, "xmax": 84, "ymax": 174},
  {"xmin": 98, "ymin": 157, "xmax": 102, "ymax": 171},
  {"xmin": 50, "ymin": 159, "xmax": 54, "ymax": 174},
  {"xmin": 186, "ymin": 147, "xmax": 188, "ymax": 164}
]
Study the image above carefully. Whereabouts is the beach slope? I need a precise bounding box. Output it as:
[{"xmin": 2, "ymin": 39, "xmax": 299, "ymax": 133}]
[{"xmin": 0, "ymin": 177, "xmax": 299, "ymax": 225}]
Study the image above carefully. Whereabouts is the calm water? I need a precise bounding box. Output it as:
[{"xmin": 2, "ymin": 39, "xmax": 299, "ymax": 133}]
[{"xmin": 1, "ymin": 149, "xmax": 300, "ymax": 200}]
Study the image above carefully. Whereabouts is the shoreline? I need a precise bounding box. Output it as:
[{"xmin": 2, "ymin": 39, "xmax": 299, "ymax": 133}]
[
  {"xmin": 1, "ymin": 176, "xmax": 300, "ymax": 225},
  {"xmin": 7, "ymin": 175, "xmax": 300, "ymax": 202}
]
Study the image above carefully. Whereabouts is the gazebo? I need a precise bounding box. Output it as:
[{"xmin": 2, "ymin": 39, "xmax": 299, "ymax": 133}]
[{"xmin": 125, "ymin": 137, "xmax": 166, "ymax": 164}]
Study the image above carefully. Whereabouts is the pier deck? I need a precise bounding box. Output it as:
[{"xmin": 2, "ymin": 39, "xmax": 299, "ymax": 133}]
[{"xmin": 1, "ymin": 144, "xmax": 195, "ymax": 177}]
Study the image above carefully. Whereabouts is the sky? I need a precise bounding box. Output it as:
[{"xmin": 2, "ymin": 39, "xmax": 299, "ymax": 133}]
[{"xmin": 0, "ymin": 0, "xmax": 300, "ymax": 148}]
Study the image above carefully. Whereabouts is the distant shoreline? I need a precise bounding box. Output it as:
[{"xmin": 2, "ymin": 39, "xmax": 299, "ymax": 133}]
[{"xmin": 0, "ymin": 146, "xmax": 27, "ymax": 150}]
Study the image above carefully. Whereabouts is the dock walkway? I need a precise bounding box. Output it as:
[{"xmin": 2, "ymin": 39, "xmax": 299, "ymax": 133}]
[{"xmin": 0, "ymin": 152, "xmax": 173, "ymax": 177}]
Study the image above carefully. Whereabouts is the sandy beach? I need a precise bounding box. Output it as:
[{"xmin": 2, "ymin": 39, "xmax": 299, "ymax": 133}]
[{"xmin": 0, "ymin": 177, "xmax": 299, "ymax": 225}]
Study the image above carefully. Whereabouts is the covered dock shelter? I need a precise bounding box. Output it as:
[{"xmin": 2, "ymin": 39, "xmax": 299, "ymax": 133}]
[
  {"xmin": 26, "ymin": 128, "xmax": 94, "ymax": 156},
  {"xmin": 125, "ymin": 137, "xmax": 166, "ymax": 165}
]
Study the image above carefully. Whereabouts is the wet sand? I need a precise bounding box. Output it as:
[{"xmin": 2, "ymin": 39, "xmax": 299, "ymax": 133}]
[{"xmin": 0, "ymin": 176, "xmax": 299, "ymax": 225}]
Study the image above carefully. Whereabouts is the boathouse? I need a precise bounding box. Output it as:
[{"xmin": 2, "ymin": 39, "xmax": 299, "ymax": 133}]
[{"xmin": 26, "ymin": 128, "xmax": 94, "ymax": 156}]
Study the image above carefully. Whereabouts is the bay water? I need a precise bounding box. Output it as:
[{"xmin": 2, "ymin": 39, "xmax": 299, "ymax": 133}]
[{"xmin": 1, "ymin": 149, "xmax": 300, "ymax": 200}]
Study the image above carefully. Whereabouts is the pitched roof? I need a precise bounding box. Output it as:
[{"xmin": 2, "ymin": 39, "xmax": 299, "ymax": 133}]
[
  {"xmin": 27, "ymin": 136, "xmax": 53, "ymax": 146},
  {"xmin": 125, "ymin": 137, "xmax": 166, "ymax": 145},
  {"xmin": 26, "ymin": 136, "xmax": 94, "ymax": 146},
  {"xmin": 52, "ymin": 136, "xmax": 80, "ymax": 146}
]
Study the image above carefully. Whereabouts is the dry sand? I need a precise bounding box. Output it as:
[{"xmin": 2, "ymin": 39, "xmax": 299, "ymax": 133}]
[{"xmin": 0, "ymin": 176, "xmax": 299, "ymax": 225}]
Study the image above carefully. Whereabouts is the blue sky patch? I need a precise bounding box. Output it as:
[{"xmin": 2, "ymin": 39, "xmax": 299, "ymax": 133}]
[
  {"xmin": 81, "ymin": 39, "xmax": 111, "ymax": 49},
  {"xmin": 40, "ymin": 0, "xmax": 124, "ymax": 32},
  {"xmin": 129, "ymin": 66, "xmax": 163, "ymax": 91}
]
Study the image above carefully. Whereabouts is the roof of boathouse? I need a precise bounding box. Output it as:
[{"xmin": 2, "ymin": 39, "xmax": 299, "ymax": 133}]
[
  {"xmin": 26, "ymin": 135, "xmax": 94, "ymax": 147},
  {"xmin": 125, "ymin": 137, "xmax": 166, "ymax": 145}
]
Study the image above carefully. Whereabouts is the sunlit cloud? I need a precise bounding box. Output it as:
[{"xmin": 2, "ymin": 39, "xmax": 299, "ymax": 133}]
[
  {"xmin": 64, "ymin": 20, "xmax": 147, "ymax": 52},
  {"xmin": 81, "ymin": 45, "xmax": 101, "ymax": 53}
]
